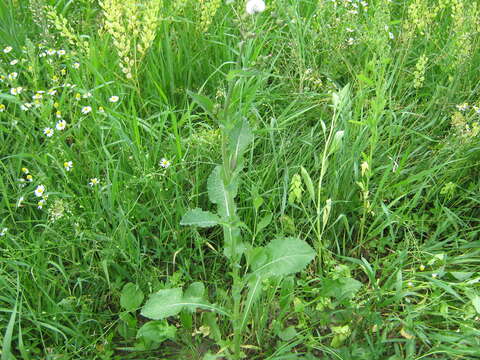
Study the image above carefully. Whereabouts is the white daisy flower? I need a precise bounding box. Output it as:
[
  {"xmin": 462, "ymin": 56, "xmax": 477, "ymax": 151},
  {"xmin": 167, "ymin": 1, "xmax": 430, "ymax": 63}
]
[
  {"xmin": 160, "ymin": 158, "xmax": 171, "ymax": 168},
  {"xmin": 72, "ymin": 62, "xmax": 80, "ymax": 69},
  {"xmin": 48, "ymin": 89, "xmax": 57, "ymax": 96},
  {"xmin": 34, "ymin": 184, "xmax": 46, "ymax": 197},
  {"xmin": 109, "ymin": 95, "xmax": 119, "ymax": 103},
  {"xmin": 43, "ymin": 127, "xmax": 54, "ymax": 137},
  {"xmin": 246, "ymin": 0, "xmax": 266, "ymax": 14},
  {"xmin": 0, "ymin": 104, "xmax": 6, "ymax": 112},
  {"xmin": 0, "ymin": 228, "xmax": 7, "ymax": 236},
  {"xmin": 8, "ymin": 72, "xmax": 18, "ymax": 80},
  {"xmin": 10, "ymin": 59, "xmax": 19, "ymax": 65},
  {"xmin": 3, "ymin": 46, "xmax": 12, "ymax": 53},
  {"xmin": 82, "ymin": 92, "xmax": 92, "ymax": 98},
  {"xmin": 57, "ymin": 49, "xmax": 66, "ymax": 56},
  {"xmin": 64, "ymin": 161, "xmax": 73, "ymax": 171},
  {"xmin": 46, "ymin": 49, "xmax": 56, "ymax": 55},
  {"xmin": 56, "ymin": 120, "xmax": 67, "ymax": 130},
  {"xmin": 81, "ymin": 106, "xmax": 92, "ymax": 114},
  {"xmin": 89, "ymin": 178, "xmax": 100, "ymax": 187}
]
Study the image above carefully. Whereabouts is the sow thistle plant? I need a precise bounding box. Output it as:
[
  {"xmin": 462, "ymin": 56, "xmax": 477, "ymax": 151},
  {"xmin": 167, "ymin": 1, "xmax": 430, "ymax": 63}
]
[{"xmin": 118, "ymin": 1, "xmax": 315, "ymax": 358}]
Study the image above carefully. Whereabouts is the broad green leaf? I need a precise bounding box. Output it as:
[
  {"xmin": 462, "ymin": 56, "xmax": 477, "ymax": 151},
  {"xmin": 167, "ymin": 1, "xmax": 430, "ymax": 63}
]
[
  {"xmin": 141, "ymin": 288, "xmax": 184, "ymax": 320},
  {"xmin": 187, "ymin": 90, "xmax": 215, "ymax": 116},
  {"xmin": 277, "ymin": 326, "xmax": 298, "ymax": 341},
  {"xmin": 252, "ymin": 237, "xmax": 315, "ymax": 277},
  {"xmin": 450, "ymin": 271, "xmax": 474, "ymax": 281},
  {"xmin": 246, "ymin": 246, "xmax": 267, "ymax": 269},
  {"xmin": 184, "ymin": 281, "xmax": 205, "ymax": 299},
  {"xmin": 321, "ymin": 277, "xmax": 362, "ymax": 301},
  {"xmin": 240, "ymin": 275, "xmax": 263, "ymax": 332},
  {"xmin": 120, "ymin": 283, "xmax": 144, "ymax": 311},
  {"xmin": 229, "ymin": 119, "xmax": 253, "ymax": 162},
  {"xmin": 183, "ymin": 282, "xmax": 206, "ymax": 312},
  {"xmin": 300, "ymin": 166, "xmax": 315, "ymax": 203},
  {"xmin": 180, "ymin": 208, "xmax": 220, "ymax": 228},
  {"xmin": 257, "ymin": 213, "xmax": 273, "ymax": 233},
  {"xmin": 466, "ymin": 291, "xmax": 480, "ymax": 314},
  {"xmin": 207, "ymin": 166, "xmax": 238, "ymax": 217},
  {"xmin": 137, "ymin": 320, "xmax": 177, "ymax": 343}
]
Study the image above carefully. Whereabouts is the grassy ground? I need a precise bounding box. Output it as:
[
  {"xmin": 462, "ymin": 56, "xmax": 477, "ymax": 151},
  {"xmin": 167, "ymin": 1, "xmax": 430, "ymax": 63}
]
[{"xmin": 1, "ymin": 0, "xmax": 480, "ymax": 359}]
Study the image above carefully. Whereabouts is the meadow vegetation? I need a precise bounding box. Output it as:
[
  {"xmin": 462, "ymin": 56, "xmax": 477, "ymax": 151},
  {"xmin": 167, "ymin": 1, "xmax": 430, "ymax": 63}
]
[{"xmin": 1, "ymin": 0, "xmax": 480, "ymax": 358}]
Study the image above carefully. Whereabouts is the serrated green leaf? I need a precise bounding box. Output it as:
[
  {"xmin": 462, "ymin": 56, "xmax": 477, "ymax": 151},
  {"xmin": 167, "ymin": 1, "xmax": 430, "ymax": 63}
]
[
  {"xmin": 251, "ymin": 237, "xmax": 315, "ymax": 278},
  {"xmin": 141, "ymin": 288, "xmax": 184, "ymax": 320},
  {"xmin": 229, "ymin": 119, "xmax": 253, "ymax": 162},
  {"xmin": 120, "ymin": 283, "xmax": 144, "ymax": 311},
  {"xmin": 180, "ymin": 208, "xmax": 220, "ymax": 228},
  {"xmin": 207, "ymin": 166, "xmax": 238, "ymax": 217}
]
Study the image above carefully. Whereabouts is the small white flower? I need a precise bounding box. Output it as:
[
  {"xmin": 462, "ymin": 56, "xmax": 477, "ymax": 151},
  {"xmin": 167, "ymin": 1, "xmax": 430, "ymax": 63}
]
[
  {"xmin": 56, "ymin": 120, "xmax": 67, "ymax": 130},
  {"xmin": 21, "ymin": 103, "xmax": 33, "ymax": 111},
  {"xmin": 34, "ymin": 184, "xmax": 46, "ymax": 197},
  {"xmin": 57, "ymin": 49, "xmax": 66, "ymax": 56},
  {"xmin": 109, "ymin": 95, "xmax": 119, "ymax": 103},
  {"xmin": 72, "ymin": 62, "xmax": 80, "ymax": 69},
  {"xmin": 43, "ymin": 127, "xmax": 54, "ymax": 137},
  {"xmin": 17, "ymin": 196, "xmax": 24, "ymax": 208},
  {"xmin": 456, "ymin": 103, "xmax": 469, "ymax": 111},
  {"xmin": 32, "ymin": 93, "xmax": 43, "ymax": 100},
  {"xmin": 8, "ymin": 72, "xmax": 18, "ymax": 80},
  {"xmin": 160, "ymin": 158, "xmax": 171, "ymax": 168},
  {"xmin": 10, "ymin": 87, "xmax": 23, "ymax": 95},
  {"xmin": 0, "ymin": 228, "xmax": 7, "ymax": 236},
  {"xmin": 89, "ymin": 178, "xmax": 100, "ymax": 187},
  {"xmin": 37, "ymin": 198, "xmax": 47, "ymax": 209},
  {"xmin": 46, "ymin": 49, "xmax": 56, "ymax": 55},
  {"xmin": 246, "ymin": 0, "xmax": 266, "ymax": 14},
  {"xmin": 3, "ymin": 46, "xmax": 12, "ymax": 53},
  {"xmin": 48, "ymin": 89, "xmax": 57, "ymax": 96},
  {"xmin": 389, "ymin": 32, "xmax": 394, "ymax": 40},
  {"xmin": 431, "ymin": 273, "xmax": 438, "ymax": 279},
  {"xmin": 81, "ymin": 106, "xmax": 92, "ymax": 114},
  {"xmin": 82, "ymin": 92, "xmax": 92, "ymax": 99},
  {"xmin": 10, "ymin": 59, "xmax": 19, "ymax": 65},
  {"xmin": 98, "ymin": 106, "xmax": 105, "ymax": 113},
  {"xmin": 64, "ymin": 161, "xmax": 73, "ymax": 171}
]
